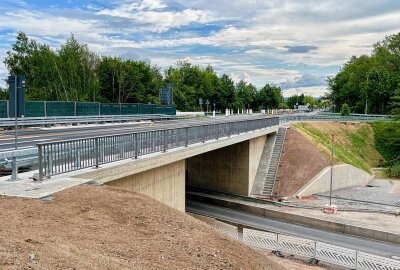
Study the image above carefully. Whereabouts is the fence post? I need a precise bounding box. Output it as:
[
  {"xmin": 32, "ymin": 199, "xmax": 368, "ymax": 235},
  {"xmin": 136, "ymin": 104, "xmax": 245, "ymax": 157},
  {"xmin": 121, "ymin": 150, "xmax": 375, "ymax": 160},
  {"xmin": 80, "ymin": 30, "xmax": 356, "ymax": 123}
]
[
  {"xmin": 38, "ymin": 145, "xmax": 43, "ymax": 181},
  {"xmin": 95, "ymin": 138, "xmax": 99, "ymax": 168},
  {"xmin": 313, "ymin": 241, "xmax": 317, "ymax": 260},
  {"xmin": 163, "ymin": 130, "xmax": 167, "ymax": 152},
  {"xmin": 228, "ymin": 122, "xmax": 231, "ymax": 137},
  {"xmin": 185, "ymin": 127, "xmax": 189, "ymax": 147},
  {"xmin": 355, "ymin": 251, "xmax": 358, "ymax": 270},
  {"xmin": 216, "ymin": 124, "xmax": 219, "ymax": 140}
]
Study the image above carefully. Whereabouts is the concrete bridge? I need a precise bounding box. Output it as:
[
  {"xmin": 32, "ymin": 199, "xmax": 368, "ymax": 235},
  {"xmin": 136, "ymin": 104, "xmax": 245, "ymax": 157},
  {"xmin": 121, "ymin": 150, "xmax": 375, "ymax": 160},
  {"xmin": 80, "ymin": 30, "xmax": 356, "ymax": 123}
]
[{"xmin": 30, "ymin": 116, "xmax": 279, "ymax": 211}]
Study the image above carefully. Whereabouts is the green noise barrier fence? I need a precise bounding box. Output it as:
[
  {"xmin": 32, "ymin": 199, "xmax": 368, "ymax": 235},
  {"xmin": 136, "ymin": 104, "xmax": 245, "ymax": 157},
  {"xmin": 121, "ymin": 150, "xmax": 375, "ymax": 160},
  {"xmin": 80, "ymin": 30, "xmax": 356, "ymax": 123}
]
[{"xmin": 0, "ymin": 100, "xmax": 176, "ymax": 118}]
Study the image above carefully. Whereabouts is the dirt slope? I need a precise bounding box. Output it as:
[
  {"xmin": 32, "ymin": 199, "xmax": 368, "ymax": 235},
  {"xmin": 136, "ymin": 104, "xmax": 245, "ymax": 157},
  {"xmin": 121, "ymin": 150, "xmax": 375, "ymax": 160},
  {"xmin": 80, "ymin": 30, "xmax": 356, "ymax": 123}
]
[
  {"xmin": 0, "ymin": 185, "xmax": 283, "ymax": 270},
  {"xmin": 274, "ymin": 127, "xmax": 330, "ymax": 196}
]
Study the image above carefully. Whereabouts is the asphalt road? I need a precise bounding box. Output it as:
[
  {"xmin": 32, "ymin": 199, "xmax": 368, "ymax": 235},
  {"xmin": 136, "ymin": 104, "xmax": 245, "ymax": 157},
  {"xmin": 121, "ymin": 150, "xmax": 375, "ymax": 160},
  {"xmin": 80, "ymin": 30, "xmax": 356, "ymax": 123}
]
[
  {"xmin": 0, "ymin": 115, "xmax": 274, "ymax": 152},
  {"xmin": 186, "ymin": 200, "xmax": 400, "ymax": 258}
]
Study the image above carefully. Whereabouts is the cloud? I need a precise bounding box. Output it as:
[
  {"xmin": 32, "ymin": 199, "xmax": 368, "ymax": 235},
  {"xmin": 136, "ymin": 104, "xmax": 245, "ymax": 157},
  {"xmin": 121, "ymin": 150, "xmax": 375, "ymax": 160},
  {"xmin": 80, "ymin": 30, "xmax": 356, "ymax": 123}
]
[
  {"xmin": 97, "ymin": 0, "xmax": 215, "ymax": 33},
  {"xmin": 282, "ymin": 86, "xmax": 329, "ymax": 98},
  {"xmin": 283, "ymin": 74, "xmax": 328, "ymax": 89},
  {"xmin": 0, "ymin": 0, "xmax": 400, "ymax": 90},
  {"xmin": 284, "ymin": 45, "xmax": 318, "ymax": 54}
]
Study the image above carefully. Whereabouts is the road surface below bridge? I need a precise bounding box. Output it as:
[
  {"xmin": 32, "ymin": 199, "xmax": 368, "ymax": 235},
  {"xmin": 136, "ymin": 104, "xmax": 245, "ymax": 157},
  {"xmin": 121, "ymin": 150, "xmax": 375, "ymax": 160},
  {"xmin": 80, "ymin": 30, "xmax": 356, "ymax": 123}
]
[{"xmin": 186, "ymin": 200, "xmax": 400, "ymax": 258}]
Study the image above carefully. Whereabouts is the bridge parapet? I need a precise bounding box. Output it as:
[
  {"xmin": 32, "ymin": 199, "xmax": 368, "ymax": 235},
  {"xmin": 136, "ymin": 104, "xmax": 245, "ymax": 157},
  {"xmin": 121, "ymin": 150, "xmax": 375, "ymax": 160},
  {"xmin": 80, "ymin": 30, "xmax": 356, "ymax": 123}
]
[{"xmin": 36, "ymin": 116, "xmax": 280, "ymax": 181}]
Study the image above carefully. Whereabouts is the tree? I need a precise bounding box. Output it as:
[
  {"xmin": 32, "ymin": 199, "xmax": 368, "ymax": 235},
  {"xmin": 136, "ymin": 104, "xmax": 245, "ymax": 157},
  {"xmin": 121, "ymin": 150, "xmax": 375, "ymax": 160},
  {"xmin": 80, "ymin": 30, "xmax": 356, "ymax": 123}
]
[
  {"xmin": 340, "ymin": 103, "xmax": 350, "ymax": 116},
  {"xmin": 328, "ymin": 32, "xmax": 400, "ymax": 114},
  {"xmin": 389, "ymin": 88, "xmax": 400, "ymax": 117},
  {"xmin": 0, "ymin": 87, "xmax": 8, "ymax": 100},
  {"xmin": 255, "ymin": 84, "xmax": 283, "ymax": 110}
]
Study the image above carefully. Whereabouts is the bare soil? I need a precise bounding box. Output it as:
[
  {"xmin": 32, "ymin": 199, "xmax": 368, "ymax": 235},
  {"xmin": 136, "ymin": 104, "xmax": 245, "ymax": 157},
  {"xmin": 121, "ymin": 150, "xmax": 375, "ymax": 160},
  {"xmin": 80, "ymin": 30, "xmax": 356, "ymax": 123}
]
[
  {"xmin": 0, "ymin": 185, "xmax": 284, "ymax": 270},
  {"xmin": 274, "ymin": 127, "xmax": 330, "ymax": 196}
]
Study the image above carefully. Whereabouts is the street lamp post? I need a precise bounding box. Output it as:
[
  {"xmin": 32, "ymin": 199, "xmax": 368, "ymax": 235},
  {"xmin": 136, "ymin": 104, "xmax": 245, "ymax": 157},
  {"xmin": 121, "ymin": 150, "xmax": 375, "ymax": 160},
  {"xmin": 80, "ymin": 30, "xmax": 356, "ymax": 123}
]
[{"xmin": 323, "ymin": 134, "xmax": 337, "ymax": 214}]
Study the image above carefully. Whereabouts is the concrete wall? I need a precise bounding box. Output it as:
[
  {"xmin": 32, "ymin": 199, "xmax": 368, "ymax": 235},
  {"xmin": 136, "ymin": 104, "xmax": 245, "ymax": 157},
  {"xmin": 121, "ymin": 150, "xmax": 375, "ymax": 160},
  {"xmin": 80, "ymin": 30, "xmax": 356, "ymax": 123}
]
[
  {"xmin": 248, "ymin": 135, "xmax": 267, "ymax": 193},
  {"xmin": 295, "ymin": 164, "xmax": 374, "ymax": 197},
  {"xmin": 187, "ymin": 135, "xmax": 266, "ymax": 196},
  {"xmin": 106, "ymin": 160, "xmax": 185, "ymax": 212}
]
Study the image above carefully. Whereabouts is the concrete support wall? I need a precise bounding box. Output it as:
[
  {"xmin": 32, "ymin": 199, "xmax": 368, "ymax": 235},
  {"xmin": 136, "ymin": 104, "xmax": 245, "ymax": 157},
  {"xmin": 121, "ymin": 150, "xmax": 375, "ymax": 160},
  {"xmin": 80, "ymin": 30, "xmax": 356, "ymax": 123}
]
[
  {"xmin": 248, "ymin": 135, "xmax": 267, "ymax": 193},
  {"xmin": 187, "ymin": 135, "xmax": 266, "ymax": 196},
  {"xmin": 106, "ymin": 160, "xmax": 185, "ymax": 212},
  {"xmin": 295, "ymin": 164, "xmax": 374, "ymax": 198}
]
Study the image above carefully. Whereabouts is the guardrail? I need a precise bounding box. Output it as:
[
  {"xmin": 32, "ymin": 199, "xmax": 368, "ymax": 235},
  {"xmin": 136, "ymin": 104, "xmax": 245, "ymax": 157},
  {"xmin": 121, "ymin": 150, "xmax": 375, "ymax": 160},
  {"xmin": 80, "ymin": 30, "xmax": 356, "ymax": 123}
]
[
  {"xmin": 0, "ymin": 114, "xmax": 189, "ymax": 127},
  {"xmin": 280, "ymin": 114, "xmax": 393, "ymax": 123},
  {"xmin": 208, "ymin": 218, "xmax": 400, "ymax": 270},
  {"xmin": 319, "ymin": 112, "xmax": 389, "ymax": 118},
  {"xmin": 36, "ymin": 116, "xmax": 280, "ymax": 181}
]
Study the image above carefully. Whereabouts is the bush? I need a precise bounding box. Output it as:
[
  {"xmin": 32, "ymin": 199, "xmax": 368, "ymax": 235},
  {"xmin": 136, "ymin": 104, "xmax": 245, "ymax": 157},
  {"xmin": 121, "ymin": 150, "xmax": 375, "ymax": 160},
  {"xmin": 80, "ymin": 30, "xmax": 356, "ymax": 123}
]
[
  {"xmin": 387, "ymin": 163, "xmax": 400, "ymax": 178},
  {"xmin": 372, "ymin": 121, "xmax": 400, "ymax": 162},
  {"xmin": 340, "ymin": 103, "xmax": 350, "ymax": 116}
]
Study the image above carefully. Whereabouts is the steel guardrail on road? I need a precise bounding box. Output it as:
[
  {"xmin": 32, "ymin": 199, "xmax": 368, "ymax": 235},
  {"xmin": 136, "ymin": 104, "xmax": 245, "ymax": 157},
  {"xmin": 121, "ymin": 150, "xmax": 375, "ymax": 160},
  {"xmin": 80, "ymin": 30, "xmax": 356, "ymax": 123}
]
[
  {"xmin": 0, "ymin": 114, "xmax": 190, "ymax": 127},
  {"xmin": 279, "ymin": 114, "xmax": 393, "ymax": 123},
  {"xmin": 36, "ymin": 116, "xmax": 280, "ymax": 181}
]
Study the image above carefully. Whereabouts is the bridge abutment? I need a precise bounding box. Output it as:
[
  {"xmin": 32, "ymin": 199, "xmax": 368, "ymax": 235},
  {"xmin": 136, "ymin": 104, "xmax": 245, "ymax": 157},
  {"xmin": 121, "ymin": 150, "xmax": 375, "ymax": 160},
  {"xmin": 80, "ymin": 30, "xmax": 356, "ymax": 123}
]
[
  {"xmin": 187, "ymin": 135, "xmax": 266, "ymax": 196},
  {"xmin": 106, "ymin": 160, "xmax": 185, "ymax": 211}
]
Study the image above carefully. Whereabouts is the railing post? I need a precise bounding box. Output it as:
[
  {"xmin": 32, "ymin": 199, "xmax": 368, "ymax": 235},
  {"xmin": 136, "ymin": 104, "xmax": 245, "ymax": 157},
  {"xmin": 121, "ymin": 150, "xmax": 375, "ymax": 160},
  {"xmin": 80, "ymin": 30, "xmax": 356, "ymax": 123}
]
[
  {"xmin": 202, "ymin": 125, "xmax": 205, "ymax": 143},
  {"xmin": 185, "ymin": 127, "xmax": 189, "ymax": 147},
  {"xmin": 38, "ymin": 145, "xmax": 43, "ymax": 181},
  {"xmin": 163, "ymin": 130, "xmax": 167, "ymax": 152},
  {"xmin": 216, "ymin": 124, "xmax": 219, "ymax": 140},
  {"xmin": 10, "ymin": 156, "xmax": 17, "ymax": 181},
  {"xmin": 46, "ymin": 153, "xmax": 51, "ymax": 178},
  {"xmin": 228, "ymin": 122, "xmax": 231, "ymax": 137},
  {"xmin": 95, "ymin": 138, "xmax": 99, "ymax": 168},
  {"xmin": 134, "ymin": 133, "xmax": 138, "ymax": 159}
]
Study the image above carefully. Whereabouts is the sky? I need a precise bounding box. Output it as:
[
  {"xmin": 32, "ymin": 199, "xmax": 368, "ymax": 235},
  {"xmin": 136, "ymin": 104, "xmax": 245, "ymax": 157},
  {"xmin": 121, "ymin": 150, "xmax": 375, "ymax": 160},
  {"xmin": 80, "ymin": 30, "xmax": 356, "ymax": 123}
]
[{"xmin": 0, "ymin": 0, "xmax": 400, "ymax": 97}]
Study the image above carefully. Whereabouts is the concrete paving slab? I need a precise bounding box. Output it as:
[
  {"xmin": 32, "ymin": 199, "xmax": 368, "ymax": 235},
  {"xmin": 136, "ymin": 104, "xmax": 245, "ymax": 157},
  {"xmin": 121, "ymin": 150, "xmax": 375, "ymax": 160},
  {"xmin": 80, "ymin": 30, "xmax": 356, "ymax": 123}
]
[{"xmin": 0, "ymin": 172, "xmax": 93, "ymax": 199}]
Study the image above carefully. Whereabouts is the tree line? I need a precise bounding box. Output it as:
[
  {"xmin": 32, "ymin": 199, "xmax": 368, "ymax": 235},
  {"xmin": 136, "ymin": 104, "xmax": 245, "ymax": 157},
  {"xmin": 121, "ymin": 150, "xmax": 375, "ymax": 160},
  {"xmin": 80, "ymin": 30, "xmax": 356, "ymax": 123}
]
[
  {"xmin": 327, "ymin": 32, "xmax": 400, "ymax": 116},
  {"xmin": 2, "ymin": 32, "xmax": 287, "ymax": 111}
]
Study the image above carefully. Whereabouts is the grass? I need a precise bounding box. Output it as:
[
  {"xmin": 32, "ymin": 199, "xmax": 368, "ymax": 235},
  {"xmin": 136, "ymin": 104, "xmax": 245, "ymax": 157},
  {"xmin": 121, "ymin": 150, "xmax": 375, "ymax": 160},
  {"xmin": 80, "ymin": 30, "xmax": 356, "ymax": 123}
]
[{"xmin": 293, "ymin": 122, "xmax": 383, "ymax": 172}]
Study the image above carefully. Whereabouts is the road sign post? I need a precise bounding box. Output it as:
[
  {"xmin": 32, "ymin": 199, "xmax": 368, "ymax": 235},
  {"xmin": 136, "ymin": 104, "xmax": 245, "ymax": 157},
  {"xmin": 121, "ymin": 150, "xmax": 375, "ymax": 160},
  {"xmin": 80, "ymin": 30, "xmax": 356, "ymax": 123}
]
[{"xmin": 9, "ymin": 75, "xmax": 25, "ymax": 181}]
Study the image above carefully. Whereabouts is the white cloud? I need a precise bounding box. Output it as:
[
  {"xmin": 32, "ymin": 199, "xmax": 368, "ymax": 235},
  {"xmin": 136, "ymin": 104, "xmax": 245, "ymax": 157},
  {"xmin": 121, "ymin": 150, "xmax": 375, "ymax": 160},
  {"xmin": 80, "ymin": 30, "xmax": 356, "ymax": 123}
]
[
  {"xmin": 97, "ymin": 0, "xmax": 214, "ymax": 33},
  {"xmin": 0, "ymin": 0, "xmax": 400, "ymax": 91},
  {"xmin": 283, "ymin": 86, "xmax": 329, "ymax": 98}
]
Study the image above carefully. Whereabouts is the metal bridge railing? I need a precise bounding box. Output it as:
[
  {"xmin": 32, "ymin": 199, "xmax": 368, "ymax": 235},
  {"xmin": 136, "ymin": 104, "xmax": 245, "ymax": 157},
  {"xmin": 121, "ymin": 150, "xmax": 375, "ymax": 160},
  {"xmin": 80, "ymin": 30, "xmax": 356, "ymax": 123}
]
[{"xmin": 37, "ymin": 117, "xmax": 280, "ymax": 181}]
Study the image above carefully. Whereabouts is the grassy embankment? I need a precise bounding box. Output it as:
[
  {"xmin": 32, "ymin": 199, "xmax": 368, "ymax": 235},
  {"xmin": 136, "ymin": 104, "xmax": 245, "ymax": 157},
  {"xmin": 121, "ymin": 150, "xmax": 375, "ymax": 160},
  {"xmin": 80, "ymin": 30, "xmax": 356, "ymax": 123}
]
[{"xmin": 293, "ymin": 122, "xmax": 383, "ymax": 173}]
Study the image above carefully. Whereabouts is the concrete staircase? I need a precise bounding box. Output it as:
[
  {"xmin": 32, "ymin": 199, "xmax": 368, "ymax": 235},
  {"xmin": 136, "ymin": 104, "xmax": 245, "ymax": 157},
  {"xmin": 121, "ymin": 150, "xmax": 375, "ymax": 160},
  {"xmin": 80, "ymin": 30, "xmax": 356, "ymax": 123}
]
[{"xmin": 262, "ymin": 127, "xmax": 287, "ymax": 195}]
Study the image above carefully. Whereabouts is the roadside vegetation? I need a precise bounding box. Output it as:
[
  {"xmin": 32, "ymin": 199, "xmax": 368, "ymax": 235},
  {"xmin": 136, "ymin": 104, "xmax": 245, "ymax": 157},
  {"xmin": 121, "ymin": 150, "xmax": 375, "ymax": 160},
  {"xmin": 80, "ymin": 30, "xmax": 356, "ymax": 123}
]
[
  {"xmin": 327, "ymin": 32, "xmax": 400, "ymax": 116},
  {"xmin": 293, "ymin": 122, "xmax": 383, "ymax": 172},
  {"xmin": 372, "ymin": 121, "xmax": 400, "ymax": 177}
]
